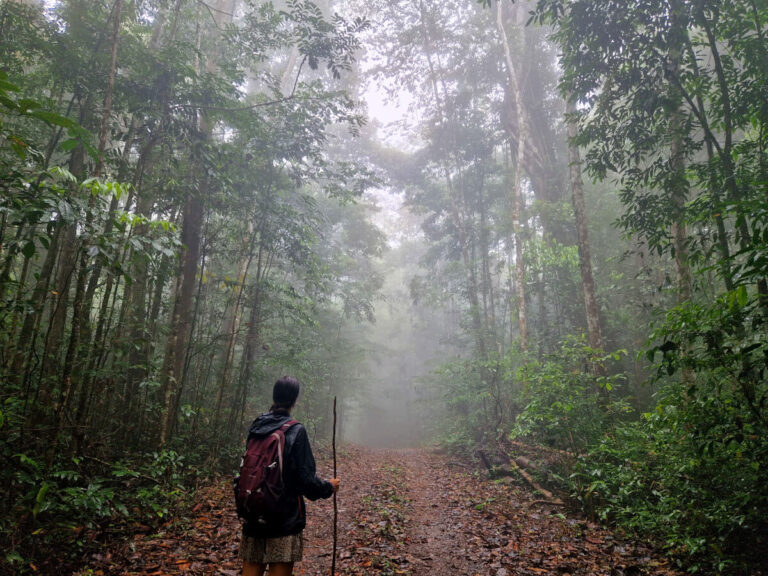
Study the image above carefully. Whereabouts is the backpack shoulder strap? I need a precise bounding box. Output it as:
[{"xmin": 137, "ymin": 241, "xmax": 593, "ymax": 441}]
[
  {"xmin": 280, "ymin": 419, "xmax": 299, "ymax": 432},
  {"xmin": 272, "ymin": 420, "xmax": 299, "ymax": 477}
]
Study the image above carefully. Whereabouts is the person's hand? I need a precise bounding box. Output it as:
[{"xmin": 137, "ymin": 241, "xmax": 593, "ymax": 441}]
[{"xmin": 329, "ymin": 478, "xmax": 340, "ymax": 494}]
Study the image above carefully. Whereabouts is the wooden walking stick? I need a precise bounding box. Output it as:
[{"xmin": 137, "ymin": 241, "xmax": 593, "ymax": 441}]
[{"xmin": 331, "ymin": 396, "xmax": 338, "ymax": 576}]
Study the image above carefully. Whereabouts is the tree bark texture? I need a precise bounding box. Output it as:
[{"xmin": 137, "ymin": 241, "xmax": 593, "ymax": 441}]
[
  {"xmin": 566, "ymin": 96, "xmax": 603, "ymax": 352},
  {"xmin": 497, "ymin": 1, "xmax": 529, "ymax": 353}
]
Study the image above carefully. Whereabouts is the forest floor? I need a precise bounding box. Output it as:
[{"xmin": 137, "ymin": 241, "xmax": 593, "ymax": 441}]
[{"xmin": 81, "ymin": 446, "xmax": 680, "ymax": 576}]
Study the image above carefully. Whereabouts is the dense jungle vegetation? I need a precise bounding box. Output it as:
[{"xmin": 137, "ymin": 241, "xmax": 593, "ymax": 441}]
[{"xmin": 0, "ymin": 0, "xmax": 766, "ymax": 574}]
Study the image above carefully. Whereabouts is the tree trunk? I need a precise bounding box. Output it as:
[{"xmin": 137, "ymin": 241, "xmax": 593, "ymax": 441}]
[
  {"xmin": 417, "ymin": 0, "xmax": 487, "ymax": 361},
  {"xmin": 158, "ymin": 188, "xmax": 203, "ymax": 447},
  {"xmin": 497, "ymin": 1, "xmax": 529, "ymax": 353},
  {"xmin": 668, "ymin": 0, "xmax": 692, "ymax": 305},
  {"xmin": 56, "ymin": 0, "xmax": 123, "ymax": 455},
  {"xmin": 566, "ymin": 95, "xmax": 603, "ymax": 352},
  {"xmin": 157, "ymin": 0, "xmax": 234, "ymax": 448},
  {"xmin": 212, "ymin": 219, "xmax": 257, "ymax": 445},
  {"xmin": 478, "ymin": 178, "xmax": 496, "ymax": 341}
]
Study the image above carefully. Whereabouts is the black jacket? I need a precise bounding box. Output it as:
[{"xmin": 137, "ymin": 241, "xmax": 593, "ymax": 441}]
[{"xmin": 241, "ymin": 411, "xmax": 334, "ymax": 538}]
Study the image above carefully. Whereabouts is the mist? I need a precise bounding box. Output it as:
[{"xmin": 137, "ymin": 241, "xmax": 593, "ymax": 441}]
[{"xmin": 3, "ymin": 0, "xmax": 768, "ymax": 572}]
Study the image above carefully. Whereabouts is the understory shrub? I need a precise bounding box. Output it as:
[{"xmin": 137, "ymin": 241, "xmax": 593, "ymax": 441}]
[
  {"xmin": 1, "ymin": 448, "xmax": 194, "ymax": 574},
  {"xmin": 570, "ymin": 378, "xmax": 768, "ymax": 574},
  {"xmin": 511, "ymin": 297, "xmax": 768, "ymax": 573}
]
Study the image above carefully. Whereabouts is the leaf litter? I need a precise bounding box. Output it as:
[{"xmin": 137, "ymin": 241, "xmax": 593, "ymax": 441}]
[{"xmin": 79, "ymin": 447, "xmax": 680, "ymax": 575}]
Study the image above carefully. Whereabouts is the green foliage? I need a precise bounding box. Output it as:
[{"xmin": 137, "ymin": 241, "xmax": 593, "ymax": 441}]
[
  {"xmin": 512, "ymin": 337, "xmax": 630, "ymax": 454},
  {"xmin": 508, "ymin": 327, "xmax": 768, "ymax": 573},
  {"xmin": 0, "ymin": 448, "xmax": 192, "ymax": 573},
  {"xmin": 568, "ymin": 379, "xmax": 768, "ymax": 574}
]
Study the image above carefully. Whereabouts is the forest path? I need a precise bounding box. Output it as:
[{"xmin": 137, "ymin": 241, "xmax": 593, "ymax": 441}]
[{"xmin": 89, "ymin": 446, "xmax": 679, "ymax": 576}]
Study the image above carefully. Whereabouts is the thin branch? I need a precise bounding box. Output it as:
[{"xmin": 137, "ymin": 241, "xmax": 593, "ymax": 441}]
[
  {"xmin": 171, "ymin": 58, "xmax": 331, "ymax": 113},
  {"xmin": 196, "ymin": 0, "xmax": 234, "ymax": 23},
  {"xmin": 170, "ymin": 93, "xmax": 335, "ymax": 113},
  {"xmin": 659, "ymin": 55, "xmax": 724, "ymax": 156}
]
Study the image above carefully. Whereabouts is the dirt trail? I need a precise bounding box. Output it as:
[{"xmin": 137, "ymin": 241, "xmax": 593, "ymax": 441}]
[
  {"xmin": 402, "ymin": 449, "xmax": 483, "ymax": 574},
  {"xmin": 86, "ymin": 446, "xmax": 679, "ymax": 576}
]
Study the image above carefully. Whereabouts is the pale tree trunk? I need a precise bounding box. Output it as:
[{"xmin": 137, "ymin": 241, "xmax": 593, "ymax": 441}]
[
  {"xmin": 566, "ymin": 95, "xmax": 603, "ymax": 351},
  {"xmin": 497, "ymin": 1, "xmax": 528, "ymax": 353},
  {"xmin": 667, "ymin": 0, "xmax": 695, "ymax": 394},
  {"xmin": 478, "ymin": 183, "xmax": 496, "ymax": 337},
  {"xmin": 2, "ymin": 247, "xmax": 31, "ymax": 362},
  {"xmin": 668, "ymin": 0, "xmax": 692, "ymax": 305},
  {"xmin": 280, "ymin": 46, "xmax": 302, "ymax": 95},
  {"xmin": 417, "ymin": 0, "xmax": 487, "ymax": 361}
]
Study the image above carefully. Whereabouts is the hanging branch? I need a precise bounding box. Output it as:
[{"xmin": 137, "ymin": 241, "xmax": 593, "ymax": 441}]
[{"xmin": 332, "ymin": 395, "xmax": 338, "ymax": 576}]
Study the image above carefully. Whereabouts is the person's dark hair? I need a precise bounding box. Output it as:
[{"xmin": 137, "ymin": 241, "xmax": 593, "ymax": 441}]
[{"xmin": 271, "ymin": 376, "xmax": 301, "ymax": 412}]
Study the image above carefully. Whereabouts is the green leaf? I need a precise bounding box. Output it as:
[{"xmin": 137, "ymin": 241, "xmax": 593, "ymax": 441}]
[
  {"xmin": 29, "ymin": 109, "xmax": 77, "ymax": 129},
  {"xmin": 0, "ymin": 94, "xmax": 18, "ymax": 110},
  {"xmin": 10, "ymin": 138, "xmax": 27, "ymax": 160},
  {"xmin": 33, "ymin": 483, "xmax": 50, "ymax": 517},
  {"xmin": 0, "ymin": 78, "xmax": 21, "ymax": 92},
  {"xmin": 59, "ymin": 138, "xmax": 80, "ymax": 152},
  {"xmin": 736, "ymin": 285, "xmax": 748, "ymax": 308},
  {"xmin": 57, "ymin": 199, "xmax": 73, "ymax": 222},
  {"xmin": 22, "ymin": 241, "xmax": 36, "ymax": 260},
  {"xmin": 5, "ymin": 552, "xmax": 24, "ymax": 565}
]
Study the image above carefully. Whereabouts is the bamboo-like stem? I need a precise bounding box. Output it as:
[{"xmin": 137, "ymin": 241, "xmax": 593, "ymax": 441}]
[{"xmin": 332, "ymin": 396, "xmax": 338, "ymax": 576}]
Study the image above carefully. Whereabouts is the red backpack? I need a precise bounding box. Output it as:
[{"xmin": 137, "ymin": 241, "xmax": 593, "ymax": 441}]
[{"xmin": 235, "ymin": 419, "xmax": 298, "ymax": 524}]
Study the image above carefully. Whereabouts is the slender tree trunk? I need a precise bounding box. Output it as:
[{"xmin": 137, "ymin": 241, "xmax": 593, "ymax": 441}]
[
  {"xmin": 54, "ymin": 0, "xmax": 123, "ymax": 459},
  {"xmin": 158, "ymin": 189, "xmax": 203, "ymax": 447},
  {"xmin": 13, "ymin": 93, "xmax": 90, "ymax": 388},
  {"xmin": 478, "ymin": 179, "xmax": 496, "ymax": 340},
  {"xmin": 39, "ymin": 223, "xmax": 77, "ymax": 385},
  {"xmin": 417, "ymin": 0, "xmax": 487, "ymax": 360},
  {"xmin": 212, "ymin": 219, "xmax": 257, "ymax": 445},
  {"xmin": 10, "ymin": 227, "xmax": 60, "ymax": 385},
  {"xmin": 0, "ymin": 224, "xmax": 25, "ymax": 303},
  {"xmin": 667, "ymin": 0, "xmax": 697, "ymax": 396},
  {"xmin": 81, "ymin": 117, "xmax": 138, "ymax": 327},
  {"xmin": 566, "ymin": 95, "xmax": 603, "ymax": 351},
  {"xmin": 669, "ymin": 0, "xmax": 692, "ymax": 305},
  {"xmin": 239, "ymin": 242, "xmax": 265, "ymax": 409},
  {"xmin": 158, "ymin": 0, "xmax": 234, "ymax": 448},
  {"xmin": 694, "ymin": 6, "xmax": 768, "ymax": 306},
  {"xmin": 682, "ymin": 38, "xmax": 734, "ymax": 292},
  {"xmin": 3, "ymin": 248, "xmax": 31, "ymax": 363},
  {"xmin": 124, "ymin": 187, "xmax": 156, "ymax": 414},
  {"xmin": 497, "ymin": 1, "xmax": 529, "ymax": 353}
]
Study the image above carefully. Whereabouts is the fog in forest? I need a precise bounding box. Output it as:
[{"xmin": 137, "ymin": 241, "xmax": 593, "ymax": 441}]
[
  {"xmin": 2, "ymin": 0, "xmax": 768, "ymax": 572},
  {"xmin": 342, "ymin": 193, "xmax": 444, "ymax": 448}
]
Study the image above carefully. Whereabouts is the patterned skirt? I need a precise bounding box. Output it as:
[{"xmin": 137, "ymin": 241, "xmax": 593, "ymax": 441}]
[{"xmin": 239, "ymin": 532, "xmax": 304, "ymax": 564}]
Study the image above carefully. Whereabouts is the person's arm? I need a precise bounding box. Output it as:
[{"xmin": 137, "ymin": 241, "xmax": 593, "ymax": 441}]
[{"xmin": 291, "ymin": 425, "xmax": 335, "ymax": 500}]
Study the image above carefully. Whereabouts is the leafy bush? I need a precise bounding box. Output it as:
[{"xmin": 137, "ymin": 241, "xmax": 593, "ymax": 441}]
[
  {"xmin": 560, "ymin": 294, "xmax": 768, "ymax": 574},
  {"xmin": 1, "ymin": 449, "xmax": 194, "ymax": 574},
  {"xmin": 512, "ymin": 336, "xmax": 630, "ymax": 453},
  {"xmin": 568, "ymin": 379, "xmax": 768, "ymax": 574}
]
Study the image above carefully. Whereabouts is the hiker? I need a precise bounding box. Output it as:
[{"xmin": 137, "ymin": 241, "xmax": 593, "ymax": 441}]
[{"xmin": 238, "ymin": 376, "xmax": 340, "ymax": 576}]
